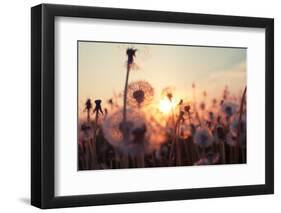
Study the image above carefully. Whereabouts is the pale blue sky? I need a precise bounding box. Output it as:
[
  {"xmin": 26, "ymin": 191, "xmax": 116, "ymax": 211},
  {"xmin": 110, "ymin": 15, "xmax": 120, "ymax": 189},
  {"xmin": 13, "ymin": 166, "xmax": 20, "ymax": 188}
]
[{"xmin": 78, "ymin": 41, "xmax": 246, "ymax": 113}]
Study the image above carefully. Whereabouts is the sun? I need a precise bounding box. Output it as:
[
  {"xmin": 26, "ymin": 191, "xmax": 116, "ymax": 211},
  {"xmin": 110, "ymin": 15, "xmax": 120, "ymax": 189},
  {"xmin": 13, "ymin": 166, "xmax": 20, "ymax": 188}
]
[{"xmin": 159, "ymin": 99, "xmax": 174, "ymax": 114}]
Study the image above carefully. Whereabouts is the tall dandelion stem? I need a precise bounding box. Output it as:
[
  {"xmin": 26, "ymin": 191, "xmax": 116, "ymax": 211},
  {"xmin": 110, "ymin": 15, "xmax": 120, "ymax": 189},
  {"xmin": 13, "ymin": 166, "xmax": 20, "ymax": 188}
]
[
  {"xmin": 121, "ymin": 48, "xmax": 137, "ymax": 168},
  {"xmin": 236, "ymin": 86, "xmax": 247, "ymax": 162},
  {"xmin": 122, "ymin": 63, "xmax": 130, "ymax": 126},
  {"xmin": 220, "ymin": 141, "xmax": 226, "ymax": 164},
  {"xmin": 92, "ymin": 110, "xmax": 99, "ymax": 156},
  {"xmin": 86, "ymin": 109, "xmax": 90, "ymax": 122},
  {"xmin": 169, "ymin": 111, "xmax": 183, "ymax": 165},
  {"xmin": 84, "ymin": 99, "xmax": 93, "ymax": 123},
  {"xmin": 121, "ymin": 64, "xmax": 130, "ymax": 168},
  {"xmin": 92, "ymin": 100, "xmax": 103, "ymax": 169},
  {"xmin": 122, "ymin": 48, "xmax": 137, "ymax": 141}
]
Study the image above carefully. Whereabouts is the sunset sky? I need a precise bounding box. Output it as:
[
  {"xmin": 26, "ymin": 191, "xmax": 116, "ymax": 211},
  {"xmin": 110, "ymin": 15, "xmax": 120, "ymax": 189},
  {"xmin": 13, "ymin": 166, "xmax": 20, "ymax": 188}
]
[{"xmin": 78, "ymin": 41, "xmax": 246, "ymax": 118}]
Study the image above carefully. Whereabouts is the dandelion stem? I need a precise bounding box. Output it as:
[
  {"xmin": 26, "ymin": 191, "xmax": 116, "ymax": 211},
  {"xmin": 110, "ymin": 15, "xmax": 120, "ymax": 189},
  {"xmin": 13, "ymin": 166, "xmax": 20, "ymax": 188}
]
[
  {"xmin": 236, "ymin": 86, "xmax": 247, "ymax": 162},
  {"xmin": 220, "ymin": 141, "xmax": 226, "ymax": 164},
  {"xmin": 123, "ymin": 64, "xmax": 130, "ymax": 126},
  {"xmin": 87, "ymin": 109, "xmax": 90, "ymax": 122},
  {"xmin": 169, "ymin": 116, "xmax": 182, "ymax": 166},
  {"xmin": 91, "ymin": 110, "xmax": 99, "ymax": 169}
]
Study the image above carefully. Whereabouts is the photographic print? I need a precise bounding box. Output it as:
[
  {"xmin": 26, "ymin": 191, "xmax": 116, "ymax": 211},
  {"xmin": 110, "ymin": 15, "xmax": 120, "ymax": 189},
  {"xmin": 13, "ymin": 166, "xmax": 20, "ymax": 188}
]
[
  {"xmin": 31, "ymin": 5, "xmax": 274, "ymax": 208},
  {"xmin": 78, "ymin": 41, "xmax": 247, "ymax": 170}
]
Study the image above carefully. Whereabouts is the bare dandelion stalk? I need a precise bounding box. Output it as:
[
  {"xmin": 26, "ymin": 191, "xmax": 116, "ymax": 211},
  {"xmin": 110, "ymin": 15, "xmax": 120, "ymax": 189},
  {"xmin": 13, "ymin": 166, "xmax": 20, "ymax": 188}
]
[
  {"xmin": 92, "ymin": 99, "xmax": 103, "ymax": 169},
  {"xmin": 220, "ymin": 140, "xmax": 226, "ymax": 164},
  {"xmin": 236, "ymin": 86, "xmax": 247, "ymax": 162},
  {"xmin": 121, "ymin": 48, "xmax": 137, "ymax": 168},
  {"xmin": 84, "ymin": 99, "xmax": 92, "ymax": 123},
  {"xmin": 122, "ymin": 48, "xmax": 137, "ymax": 129},
  {"xmin": 169, "ymin": 111, "xmax": 184, "ymax": 166},
  {"xmin": 123, "ymin": 62, "xmax": 130, "ymax": 126},
  {"xmin": 192, "ymin": 83, "xmax": 202, "ymax": 126}
]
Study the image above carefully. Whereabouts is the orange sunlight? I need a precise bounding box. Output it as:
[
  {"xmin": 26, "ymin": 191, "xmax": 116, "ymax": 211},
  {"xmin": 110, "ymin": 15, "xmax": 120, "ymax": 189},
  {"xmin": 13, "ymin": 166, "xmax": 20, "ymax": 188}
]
[{"xmin": 158, "ymin": 98, "xmax": 178, "ymax": 114}]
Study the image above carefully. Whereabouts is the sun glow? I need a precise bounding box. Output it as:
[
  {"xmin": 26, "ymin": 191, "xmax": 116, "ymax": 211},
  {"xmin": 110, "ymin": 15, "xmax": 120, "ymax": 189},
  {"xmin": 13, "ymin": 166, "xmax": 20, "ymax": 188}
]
[{"xmin": 159, "ymin": 98, "xmax": 178, "ymax": 114}]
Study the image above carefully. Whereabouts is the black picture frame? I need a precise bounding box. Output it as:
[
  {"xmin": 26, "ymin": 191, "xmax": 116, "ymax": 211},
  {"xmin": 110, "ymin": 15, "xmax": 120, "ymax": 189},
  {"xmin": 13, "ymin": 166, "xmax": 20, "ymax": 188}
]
[{"xmin": 31, "ymin": 3, "xmax": 274, "ymax": 209}]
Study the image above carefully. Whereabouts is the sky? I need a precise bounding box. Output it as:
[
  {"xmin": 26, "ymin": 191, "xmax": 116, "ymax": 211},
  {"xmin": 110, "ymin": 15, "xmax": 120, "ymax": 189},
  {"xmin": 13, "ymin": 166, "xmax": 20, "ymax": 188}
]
[{"xmin": 78, "ymin": 41, "xmax": 246, "ymax": 117}]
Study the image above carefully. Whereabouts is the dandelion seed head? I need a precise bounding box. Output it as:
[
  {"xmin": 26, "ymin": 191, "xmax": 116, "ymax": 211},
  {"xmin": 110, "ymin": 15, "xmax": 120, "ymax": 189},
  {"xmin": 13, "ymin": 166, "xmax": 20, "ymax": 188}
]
[
  {"xmin": 93, "ymin": 99, "xmax": 103, "ymax": 115},
  {"xmin": 126, "ymin": 48, "xmax": 137, "ymax": 66},
  {"xmin": 178, "ymin": 99, "xmax": 183, "ymax": 106},
  {"xmin": 108, "ymin": 98, "xmax": 113, "ymax": 105},
  {"xmin": 102, "ymin": 109, "xmax": 159, "ymax": 156},
  {"xmin": 85, "ymin": 98, "xmax": 92, "ymax": 110},
  {"xmin": 192, "ymin": 82, "xmax": 196, "ymax": 89},
  {"xmin": 203, "ymin": 90, "xmax": 207, "ymax": 97},
  {"xmin": 161, "ymin": 87, "xmax": 175, "ymax": 102},
  {"xmin": 127, "ymin": 81, "xmax": 154, "ymax": 108},
  {"xmin": 222, "ymin": 86, "xmax": 229, "ymax": 100},
  {"xmin": 199, "ymin": 102, "xmax": 206, "ymax": 111},
  {"xmin": 226, "ymin": 132, "xmax": 237, "ymax": 146},
  {"xmin": 221, "ymin": 101, "xmax": 237, "ymax": 117},
  {"xmin": 194, "ymin": 127, "xmax": 213, "ymax": 147},
  {"xmin": 229, "ymin": 114, "xmax": 247, "ymax": 146},
  {"xmin": 230, "ymin": 114, "xmax": 246, "ymax": 135},
  {"xmin": 79, "ymin": 123, "xmax": 93, "ymax": 141},
  {"xmin": 212, "ymin": 98, "xmax": 217, "ymax": 106},
  {"xmin": 214, "ymin": 124, "xmax": 226, "ymax": 142},
  {"xmin": 184, "ymin": 105, "xmax": 191, "ymax": 113},
  {"xmin": 133, "ymin": 90, "xmax": 145, "ymax": 104},
  {"xmin": 208, "ymin": 111, "xmax": 215, "ymax": 121}
]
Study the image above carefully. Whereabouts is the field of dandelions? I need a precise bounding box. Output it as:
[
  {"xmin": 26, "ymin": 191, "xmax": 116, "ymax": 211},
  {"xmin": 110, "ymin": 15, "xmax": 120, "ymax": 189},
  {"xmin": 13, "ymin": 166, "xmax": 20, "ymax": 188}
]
[{"xmin": 78, "ymin": 48, "xmax": 247, "ymax": 170}]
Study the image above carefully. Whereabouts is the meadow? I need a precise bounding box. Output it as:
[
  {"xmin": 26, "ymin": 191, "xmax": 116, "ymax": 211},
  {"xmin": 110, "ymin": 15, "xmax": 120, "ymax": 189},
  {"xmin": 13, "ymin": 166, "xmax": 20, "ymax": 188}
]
[{"xmin": 78, "ymin": 47, "xmax": 247, "ymax": 170}]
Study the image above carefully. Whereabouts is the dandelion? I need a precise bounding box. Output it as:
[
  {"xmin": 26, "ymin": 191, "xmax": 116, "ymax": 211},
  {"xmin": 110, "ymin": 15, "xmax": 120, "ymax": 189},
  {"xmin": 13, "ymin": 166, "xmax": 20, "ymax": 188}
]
[
  {"xmin": 222, "ymin": 86, "xmax": 229, "ymax": 100},
  {"xmin": 231, "ymin": 114, "xmax": 246, "ymax": 135},
  {"xmin": 104, "ymin": 108, "xmax": 108, "ymax": 118},
  {"xmin": 93, "ymin": 99, "xmax": 103, "ymax": 116},
  {"xmin": 199, "ymin": 102, "xmax": 206, "ymax": 111},
  {"xmin": 161, "ymin": 87, "xmax": 177, "ymax": 117},
  {"xmin": 192, "ymin": 82, "xmax": 196, "ymax": 105},
  {"xmin": 230, "ymin": 113, "xmax": 246, "ymax": 146},
  {"xmin": 79, "ymin": 123, "xmax": 95, "ymax": 169},
  {"xmin": 108, "ymin": 98, "xmax": 113, "ymax": 105},
  {"xmin": 212, "ymin": 98, "xmax": 217, "ymax": 107},
  {"xmin": 83, "ymin": 98, "xmax": 92, "ymax": 122},
  {"xmin": 184, "ymin": 105, "xmax": 191, "ymax": 113},
  {"xmin": 214, "ymin": 124, "xmax": 226, "ymax": 142},
  {"xmin": 221, "ymin": 101, "xmax": 237, "ymax": 117},
  {"xmin": 193, "ymin": 127, "xmax": 213, "ymax": 147},
  {"xmin": 91, "ymin": 99, "xmax": 103, "ymax": 168},
  {"xmin": 192, "ymin": 82, "xmax": 196, "ymax": 89},
  {"xmin": 123, "ymin": 124, "xmax": 147, "ymax": 157},
  {"xmin": 161, "ymin": 87, "xmax": 175, "ymax": 102},
  {"xmin": 122, "ymin": 48, "xmax": 138, "ymax": 141},
  {"xmin": 178, "ymin": 99, "xmax": 183, "ymax": 106},
  {"xmin": 107, "ymin": 98, "xmax": 114, "ymax": 111},
  {"xmin": 236, "ymin": 86, "xmax": 247, "ymax": 148},
  {"xmin": 208, "ymin": 111, "xmax": 215, "ymax": 121},
  {"xmin": 103, "ymin": 109, "xmax": 149, "ymax": 156},
  {"xmin": 80, "ymin": 123, "xmax": 93, "ymax": 141},
  {"xmin": 127, "ymin": 80, "xmax": 154, "ymax": 108},
  {"xmin": 213, "ymin": 123, "xmax": 227, "ymax": 164},
  {"xmin": 226, "ymin": 132, "xmax": 237, "ymax": 146},
  {"xmin": 203, "ymin": 90, "xmax": 207, "ymax": 97},
  {"xmin": 126, "ymin": 48, "xmax": 137, "ymax": 67}
]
